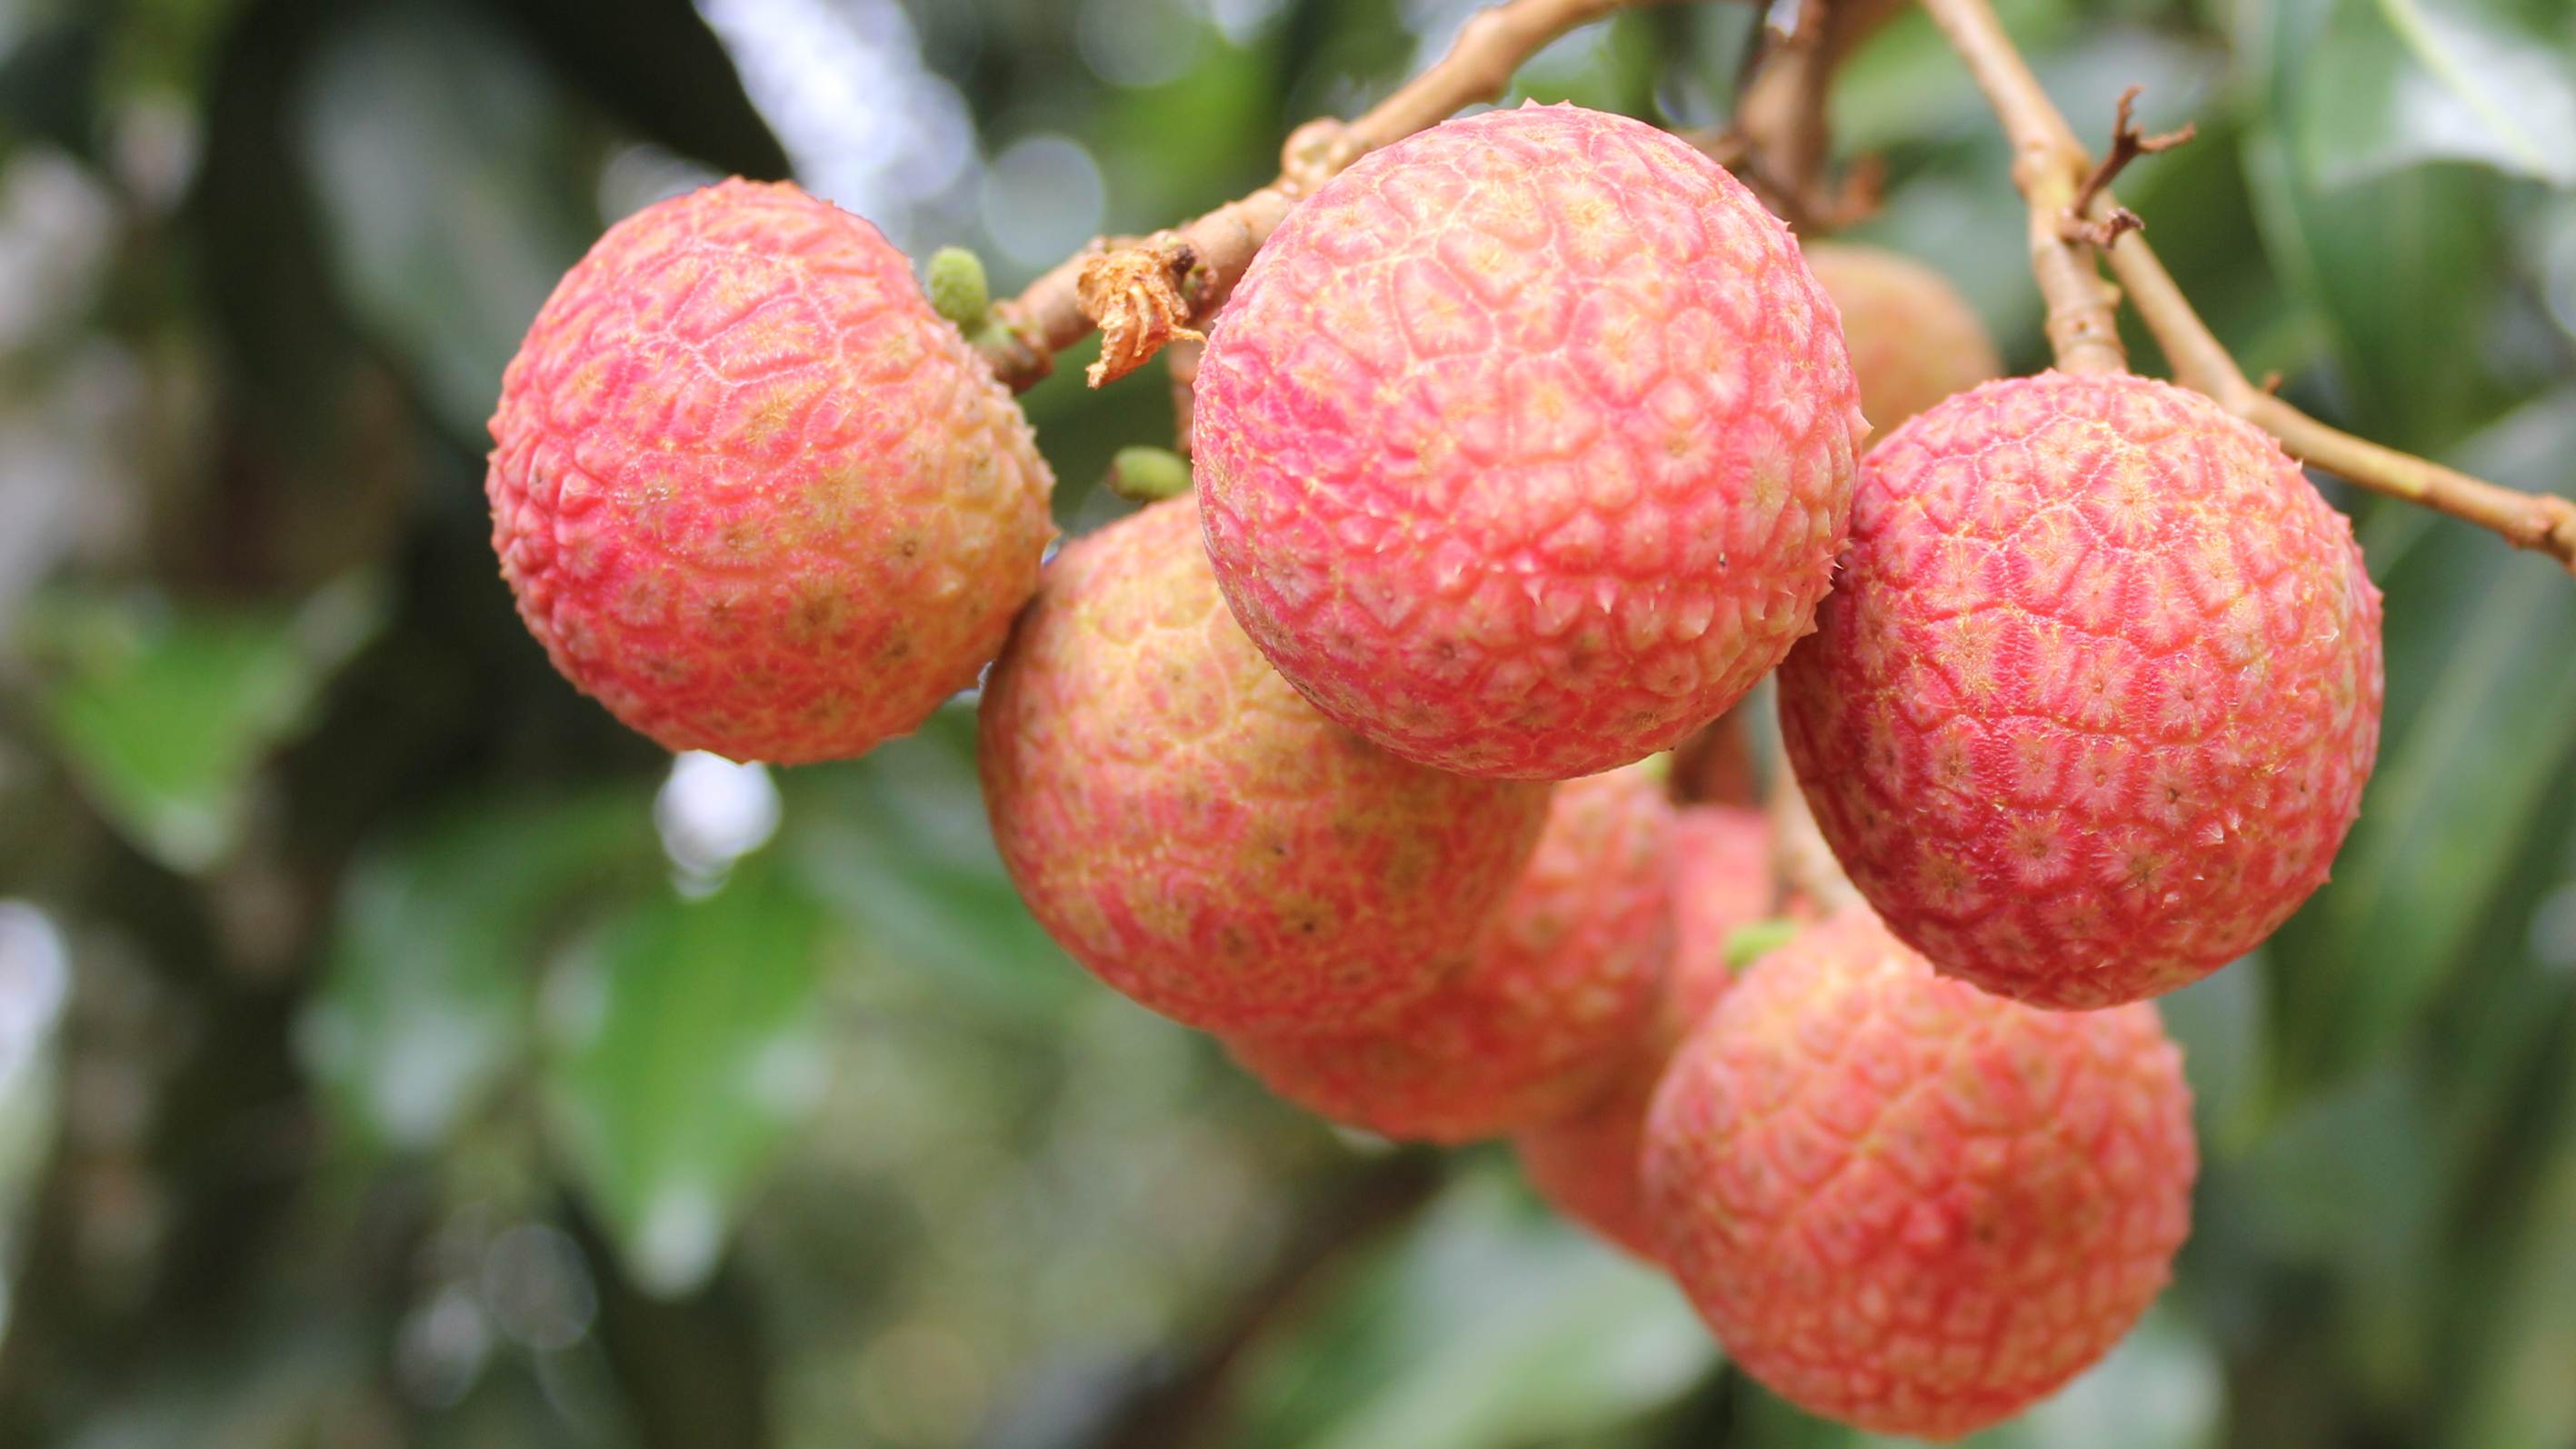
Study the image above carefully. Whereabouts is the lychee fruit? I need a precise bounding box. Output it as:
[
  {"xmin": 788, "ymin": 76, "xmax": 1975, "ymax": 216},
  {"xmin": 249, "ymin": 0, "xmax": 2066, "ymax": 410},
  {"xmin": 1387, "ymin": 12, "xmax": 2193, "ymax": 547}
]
[
  {"xmin": 1515, "ymin": 804, "xmax": 1775, "ymax": 1257},
  {"xmin": 1643, "ymin": 908, "xmax": 2196, "ymax": 1441},
  {"xmin": 1195, "ymin": 102, "xmax": 1866, "ymax": 782},
  {"xmin": 1227, "ymin": 760, "xmax": 1674, "ymax": 1143},
  {"xmin": 1780, "ymin": 370, "xmax": 2383, "ymax": 1008},
  {"xmin": 486, "ymin": 179, "xmax": 1053, "ymax": 764},
  {"xmin": 1804, "ymin": 242, "xmax": 2003, "ymax": 435},
  {"xmin": 979, "ymin": 494, "xmax": 1550, "ymax": 1034}
]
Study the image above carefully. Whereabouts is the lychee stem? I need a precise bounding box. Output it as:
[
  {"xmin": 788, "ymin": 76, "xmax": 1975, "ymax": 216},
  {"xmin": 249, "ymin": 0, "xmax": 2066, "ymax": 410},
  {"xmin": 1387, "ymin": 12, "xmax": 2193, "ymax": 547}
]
[
  {"xmin": 1923, "ymin": 0, "xmax": 2576, "ymax": 576},
  {"xmin": 926, "ymin": 247, "xmax": 992, "ymax": 331},
  {"xmin": 1727, "ymin": 0, "xmax": 1909, "ymax": 231},
  {"xmin": 1721, "ymin": 917, "xmax": 1802, "ymax": 971},
  {"xmin": 1104, "ymin": 446, "xmax": 1193, "ymax": 504}
]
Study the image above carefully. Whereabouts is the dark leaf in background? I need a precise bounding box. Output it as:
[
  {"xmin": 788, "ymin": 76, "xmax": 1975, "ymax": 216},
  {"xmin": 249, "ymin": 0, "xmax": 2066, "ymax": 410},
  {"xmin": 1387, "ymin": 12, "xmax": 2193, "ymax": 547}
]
[
  {"xmin": 2298, "ymin": 0, "xmax": 2576, "ymax": 189},
  {"xmin": 21, "ymin": 575, "xmax": 385, "ymax": 873},
  {"xmin": 1221, "ymin": 1169, "xmax": 1715, "ymax": 1449},
  {"xmin": 544, "ymin": 856, "xmax": 831, "ymax": 1298},
  {"xmin": 295, "ymin": 3, "xmax": 603, "ymax": 443},
  {"xmin": 2270, "ymin": 390, "xmax": 2576, "ymax": 1095},
  {"xmin": 300, "ymin": 789, "xmax": 661, "ymax": 1153}
]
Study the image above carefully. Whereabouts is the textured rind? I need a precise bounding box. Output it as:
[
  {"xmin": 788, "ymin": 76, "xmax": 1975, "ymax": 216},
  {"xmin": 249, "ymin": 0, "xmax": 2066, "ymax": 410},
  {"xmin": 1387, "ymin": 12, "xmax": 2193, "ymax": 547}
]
[
  {"xmin": 486, "ymin": 179, "xmax": 1054, "ymax": 764},
  {"xmin": 1196, "ymin": 103, "xmax": 1867, "ymax": 781},
  {"xmin": 1228, "ymin": 762, "xmax": 1675, "ymax": 1143},
  {"xmin": 1516, "ymin": 804, "xmax": 1773, "ymax": 1257},
  {"xmin": 1780, "ymin": 371, "xmax": 2385, "ymax": 1008},
  {"xmin": 979, "ymin": 495, "xmax": 1551, "ymax": 1034},
  {"xmin": 1805, "ymin": 243, "xmax": 2003, "ymax": 436},
  {"xmin": 1643, "ymin": 910, "xmax": 2196, "ymax": 1441}
]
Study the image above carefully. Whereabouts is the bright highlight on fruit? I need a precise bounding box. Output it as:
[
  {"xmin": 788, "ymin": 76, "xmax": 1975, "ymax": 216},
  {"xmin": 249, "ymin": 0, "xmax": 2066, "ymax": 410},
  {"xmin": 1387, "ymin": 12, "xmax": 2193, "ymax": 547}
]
[
  {"xmin": 1780, "ymin": 370, "xmax": 2384, "ymax": 1008},
  {"xmin": 1196, "ymin": 102, "xmax": 1868, "ymax": 782},
  {"xmin": 978, "ymin": 495, "xmax": 1551, "ymax": 1034},
  {"xmin": 486, "ymin": 179, "xmax": 1054, "ymax": 764},
  {"xmin": 1643, "ymin": 909, "xmax": 2196, "ymax": 1440}
]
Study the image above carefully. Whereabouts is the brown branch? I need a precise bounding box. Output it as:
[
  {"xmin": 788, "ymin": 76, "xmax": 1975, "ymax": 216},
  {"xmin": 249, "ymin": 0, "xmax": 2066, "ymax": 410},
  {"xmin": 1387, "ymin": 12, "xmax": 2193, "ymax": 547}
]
[
  {"xmin": 981, "ymin": 0, "xmax": 1700, "ymax": 391},
  {"xmin": 1920, "ymin": 0, "xmax": 2576, "ymax": 576},
  {"xmin": 2110, "ymin": 238, "xmax": 2576, "ymax": 573},
  {"xmin": 2068, "ymin": 85, "xmax": 2195, "ymax": 220},
  {"xmin": 1732, "ymin": 0, "xmax": 1907, "ymax": 230},
  {"xmin": 1769, "ymin": 763, "xmax": 1862, "ymax": 915},
  {"xmin": 1918, "ymin": 0, "xmax": 2124, "ymax": 375}
]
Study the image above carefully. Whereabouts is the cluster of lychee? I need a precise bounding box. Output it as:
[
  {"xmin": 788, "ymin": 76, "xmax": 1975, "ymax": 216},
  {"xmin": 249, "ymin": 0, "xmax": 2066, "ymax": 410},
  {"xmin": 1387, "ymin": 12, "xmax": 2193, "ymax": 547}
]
[{"xmin": 486, "ymin": 102, "xmax": 2381, "ymax": 1439}]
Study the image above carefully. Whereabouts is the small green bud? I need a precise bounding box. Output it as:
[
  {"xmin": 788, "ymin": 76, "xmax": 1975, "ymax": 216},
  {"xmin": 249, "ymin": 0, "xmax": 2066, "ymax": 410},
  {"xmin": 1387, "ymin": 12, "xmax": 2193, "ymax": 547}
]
[
  {"xmin": 1722, "ymin": 917, "xmax": 1802, "ymax": 972},
  {"xmin": 926, "ymin": 246, "xmax": 992, "ymax": 330},
  {"xmin": 1106, "ymin": 446, "xmax": 1193, "ymax": 503}
]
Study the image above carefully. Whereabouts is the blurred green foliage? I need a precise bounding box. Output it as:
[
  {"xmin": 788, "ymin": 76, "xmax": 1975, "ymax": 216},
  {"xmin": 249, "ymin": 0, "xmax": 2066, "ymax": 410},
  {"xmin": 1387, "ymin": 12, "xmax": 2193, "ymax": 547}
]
[{"xmin": 0, "ymin": 0, "xmax": 2570, "ymax": 1445}]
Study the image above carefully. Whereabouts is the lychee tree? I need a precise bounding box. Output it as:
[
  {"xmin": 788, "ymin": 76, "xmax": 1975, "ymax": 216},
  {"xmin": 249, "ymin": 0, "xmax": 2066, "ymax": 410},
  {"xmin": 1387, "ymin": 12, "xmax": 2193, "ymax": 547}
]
[{"xmin": 10, "ymin": 0, "xmax": 2576, "ymax": 1445}]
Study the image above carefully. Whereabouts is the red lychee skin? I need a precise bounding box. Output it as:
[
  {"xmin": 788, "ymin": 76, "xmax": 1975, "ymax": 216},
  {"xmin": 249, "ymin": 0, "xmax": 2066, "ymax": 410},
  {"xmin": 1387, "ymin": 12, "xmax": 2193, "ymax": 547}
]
[
  {"xmin": 1227, "ymin": 761, "xmax": 1675, "ymax": 1143},
  {"xmin": 1804, "ymin": 242, "xmax": 2003, "ymax": 436},
  {"xmin": 1196, "ymin": 103, "xmax": 1866, "ymax": 782},
  {"xmin": 486, "ymin": 179, "xmax": 1053, "ymax": 764},
  {"xmin": 1780, "ymin": 371, "xmax": 2384, "ymax": 1009},
  {"xmin": 1642, "ymin": 909, "xmax": 2196, "ymax": 1441},
  {"xmin": 979, "ymin": 495, "xmax": 1550, "ymax": 1034},
  {"xmin": 1516, "ymin": 804, "xmax": 1774, "ymax": 1257}
]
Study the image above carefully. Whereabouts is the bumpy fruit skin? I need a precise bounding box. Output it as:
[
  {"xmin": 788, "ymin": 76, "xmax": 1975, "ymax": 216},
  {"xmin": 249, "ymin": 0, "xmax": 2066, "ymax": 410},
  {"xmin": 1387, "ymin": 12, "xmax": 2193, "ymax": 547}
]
[
  {"xmin": 1516, "ymin": 804, "xmax": 1773, "ymax": 1257},
  {"xmin": 1229, "ymin": 762, "xmax": 1674, "ymax": 1143},
  {"xmin": 1781, "ymin": 372, "xmax": 2383, "ymax": 1008},
  {"xmin": 1804, "ymin": 242, "xmax": 2002, "ymax": 435},
  {"xmin": 1196, "ymin": 103, "xmax": 1866, "ymax": 781},
  {"xmin": 979, "ymin": 495, "xmax": 1550, "ymax": 1034},
  {"xmin": 1643, "ymin": 910, "xmax": 2195, "ymax": 1441},
  {"xmin": 486, "ymin": 179, "xmax": 1053, "ymax": 764}
]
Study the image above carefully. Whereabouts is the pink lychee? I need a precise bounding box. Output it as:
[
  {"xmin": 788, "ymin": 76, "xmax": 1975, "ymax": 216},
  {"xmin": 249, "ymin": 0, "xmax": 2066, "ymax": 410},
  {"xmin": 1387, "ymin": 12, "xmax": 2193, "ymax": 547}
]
[
  {"xmin": 1195, "ymin": 103, "xmax": 1866, "ymax": 782},
  {"xmin": 1515, "ymin": 804, "xmax": 1774, "ymax": 1257},
  {"xmin": 1780, "ymin": 371, "xmax": 2383, "ymax": 1008},
  {"xmin": 1227, "ymin": 761, "xmax": 1674, "ymax": 1143},
  {"xmin": 979, "ymin": 494, "xmax": 1550, "ymax": 1034},
  {"xmin": 1643, "ymin": 908, "xmax": 2196, "ymax": 1441},
  {"xmin": 486, "ymin": 179, "xmax": 1054, "ymax": 764},
  {"xmin": 1804, "ymin": 241, "xmax": 2003, "ymax": 435}
]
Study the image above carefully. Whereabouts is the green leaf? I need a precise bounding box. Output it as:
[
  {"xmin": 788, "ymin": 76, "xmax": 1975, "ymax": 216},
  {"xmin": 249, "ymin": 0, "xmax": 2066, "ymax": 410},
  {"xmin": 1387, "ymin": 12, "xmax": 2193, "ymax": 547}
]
[
  {"xmin": 2299, "ymin": 0, "xmax": 2576, "ymax": 189},
  {"xmin": 2441, "ymin": 1078, "xmax": 2576, "ymax": 1447},
  {"xmin": 2271, "ymin": 390, "xmax": 2576, "ymax": 1093},
  {"xmin": 783, "ymin": 705, "xmax": 1082, "ymax": 1020},
  {"xmin": 2251, "ymin": 0, "xmax": 2521, "ymax": 446},
  {"xmin": 299, "ymin": 792, "xmax": 660, "ymax": 1152},
  {"xmin": 2154, "ymin": 950, "xmax": 2271, "ymax": 1161},
  {"xmin": 22, "ymin": 576, "xmax": 384, "ymax": 872},
  {"xmin": 1225, "ymin": 1168, "xmax": 1716, "ymax": 1449},
  {"xmin": 545, "ymin": 859, "xmax": 832, "ymax": 1297}
]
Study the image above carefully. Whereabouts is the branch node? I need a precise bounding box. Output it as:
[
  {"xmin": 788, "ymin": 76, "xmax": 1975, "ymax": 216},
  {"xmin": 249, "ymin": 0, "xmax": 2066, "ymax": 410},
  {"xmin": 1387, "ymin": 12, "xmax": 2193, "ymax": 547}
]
[
  {"xmin": 1282, "ymin": 118, "xmax": 1360, "ymax": 195},
  {"xmin": 2071, "ymin": 84, "xmax": 2196, "ymax": 219},
  {"xmin": 2060, "ymin": 205, "xmax": 2143, "ymax": 248}
]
